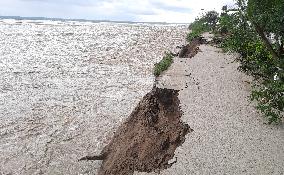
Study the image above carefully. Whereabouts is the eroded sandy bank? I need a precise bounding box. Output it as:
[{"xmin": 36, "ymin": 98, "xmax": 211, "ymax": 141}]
[{"xmin": 136, "ymin": 33, "xmax": 284, "ymax": 175}]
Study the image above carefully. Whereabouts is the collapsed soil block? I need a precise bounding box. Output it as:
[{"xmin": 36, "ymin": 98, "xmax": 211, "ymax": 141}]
[
  {"xmin": 179, "ymin": 37, "xmax": 206, "ymax": 58},
  {"xmin": 81, "ymin": 87, "xmax": 192, "ymax": 175}
]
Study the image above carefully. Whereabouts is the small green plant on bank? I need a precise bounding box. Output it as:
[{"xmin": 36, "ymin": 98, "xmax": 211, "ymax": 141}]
[
  {"xmin": 154, "ymin": 52, "xmax": 174, "ymax": 77},
  {"xmin": 216, "ymin": 0, "xmax": 284, "ymax": 124}
]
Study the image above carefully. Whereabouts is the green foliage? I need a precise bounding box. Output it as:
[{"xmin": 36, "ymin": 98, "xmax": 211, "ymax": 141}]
[
  {"xmin": 251, "ymin": 76, "xmax": 284, "ymax": 124},
  {"xmin": 187, "ymin": 10, "xmax": 219, "ymax": 42},
  {"xmin": 247, "ymin": 0, "xmax": 284, "ymax": 59},
  {"xmin": 186, "ymin": 31, "xmax": 200, "ymax": 42},
  {"xmin": 154, "ymin": 52, "xmax": 174, "ymax": 77},
  {"xmin": 236, "ymin": 41, "xmax": 277, "ymax": 79},
  {"xmin": 247, "ymin": 0, "xmax": 284, "ymax": 37},
  {"xmin": 188, "ymin": 18, "xmax": 209, "ymax": 33},
  {"xmin": 218, "ymin": 11, "xmax": 238, "ymax": 35},
  {"xmin": 218, "ymin": 0, "xmax": 284, "ymax": 123},
  {"xmin": 204, "ymin": 11, "xmax": 219, "ymax": 31}
]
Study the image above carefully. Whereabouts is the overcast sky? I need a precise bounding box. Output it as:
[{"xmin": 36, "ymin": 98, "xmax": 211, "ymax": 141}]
[{"xmin": 0, "ymin": 0, "xmax": 235, "ymax": 23}]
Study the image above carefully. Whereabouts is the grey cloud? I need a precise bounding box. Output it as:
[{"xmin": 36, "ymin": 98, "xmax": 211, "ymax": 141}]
[
  {"xmin": 117, "ymin": 6, "xmax": 157, "ymax": 16},
  {"xmin": 150, "ymin": 1, "xmax": 192, "ymax": 13},
  {"xmin": 0, "ymin": 0, "xmax": 194, "ymax": 22},
  {"xmin": 19, "ymin": 0, "xmax": 101, "ymax": 6}
]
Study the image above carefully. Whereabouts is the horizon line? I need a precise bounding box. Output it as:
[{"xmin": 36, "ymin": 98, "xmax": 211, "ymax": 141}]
[{"xmin": 0, "ymin": 15, "xmax": 190, "ymax": 25}]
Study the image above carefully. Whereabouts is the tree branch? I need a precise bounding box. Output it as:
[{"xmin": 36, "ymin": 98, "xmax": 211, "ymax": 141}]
[
  {"xmin": 279, "ymin": 41, "xmax": 284, "ymax": 56},
  {"xmin": 252, "ymin": 22, "xmax": 280, "ymax": 59}
]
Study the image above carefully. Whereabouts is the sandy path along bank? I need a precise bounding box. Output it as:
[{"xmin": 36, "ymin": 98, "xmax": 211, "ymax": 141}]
[{"xmin": 136, "ymin": 33, "xmax": 284, "ymax": 175}]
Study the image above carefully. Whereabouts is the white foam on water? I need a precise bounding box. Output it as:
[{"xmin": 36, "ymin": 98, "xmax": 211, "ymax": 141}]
[{"xmin": 0, "ymin": 20, "xmax": 188, "ymax": 175}]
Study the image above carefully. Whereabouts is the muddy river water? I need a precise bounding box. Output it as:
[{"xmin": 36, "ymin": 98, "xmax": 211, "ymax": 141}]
[{"xmin": 0, "ymin": 19, "xmax": 187, "ymax": 174}]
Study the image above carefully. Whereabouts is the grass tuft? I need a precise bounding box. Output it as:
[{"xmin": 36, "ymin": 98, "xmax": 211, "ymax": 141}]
[{"xmin": 154, "ymin": 52, "xmax": 174, "ymax": 77}]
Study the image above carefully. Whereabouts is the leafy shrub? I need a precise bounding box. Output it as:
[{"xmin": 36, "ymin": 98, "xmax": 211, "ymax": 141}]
[
  {"xmin": 189, "ymin": 11, "xmax": 219, "ymax": 33},
  {"xmin": 186, "ymin": 31, "xmax": 201, "ymax": 42},
  {"xmin": 154, "ymin": 53, "xmax": 174, "ymax": 77},
  {"xmin": 251, "ymin": 77, "xmax": 284, "ymax": 124},
  {"xmin": 188, "ymin": 19, "xmax": 209, "ymax": 33},
  {"xmin": 218, "ymin": 0, "xmax": 284, "ymax": 123},
  {"xmin": 187, "ymin": 11, "xmax": 219, "ymax": 42}
]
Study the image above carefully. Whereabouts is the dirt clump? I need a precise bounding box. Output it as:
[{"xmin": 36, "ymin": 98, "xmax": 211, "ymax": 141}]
[
  {"xmin": 80, "ymin": 87, "xmax": 192, "ymax": 175},
  {"xmin": 179, "ymin": 37, "xmax": 206, "ymax": 58}
]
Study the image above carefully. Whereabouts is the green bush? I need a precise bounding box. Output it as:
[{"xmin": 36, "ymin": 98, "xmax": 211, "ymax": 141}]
[
  {"xmin": 188, "ymin": 19, "xmax": 208, "ymax": 33},
  {"xmin": 186, "ymin": 31, "xmax": 201, "ymax": 42},
  {"xmin": 251, "ymin": 77, "xmax": 284, "ymax": 124},
  {"xmin": 154, "ymin": 53, "xmax": 174, "ymax": 77},
  {"xmin": 187, "ymin": 11, "xmax": 219, "ymax": 43},
  {"xmin": 218, "ymin": 0, "xmax": 284, "ymax": 124}
]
